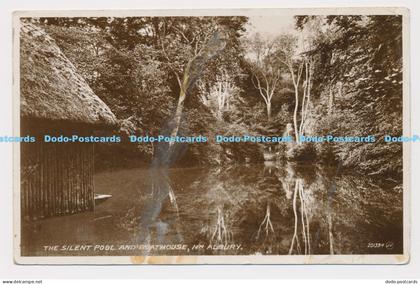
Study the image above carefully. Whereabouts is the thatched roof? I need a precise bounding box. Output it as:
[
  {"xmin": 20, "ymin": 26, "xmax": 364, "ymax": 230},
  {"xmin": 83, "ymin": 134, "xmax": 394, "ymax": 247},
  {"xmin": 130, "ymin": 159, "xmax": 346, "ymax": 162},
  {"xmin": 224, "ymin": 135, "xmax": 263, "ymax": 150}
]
[{"xmin": 20, "ymin": 22, "xmax": 117, "ymax": 127}]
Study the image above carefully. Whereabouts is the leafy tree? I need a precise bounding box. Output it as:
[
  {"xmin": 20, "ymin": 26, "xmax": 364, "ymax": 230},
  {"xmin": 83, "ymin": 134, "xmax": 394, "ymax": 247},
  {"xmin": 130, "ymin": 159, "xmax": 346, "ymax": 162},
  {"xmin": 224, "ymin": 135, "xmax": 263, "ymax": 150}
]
[
  {"xmin": 295, "ymin": 15, "xmax": 403, "ymax": 177},
  {"xmin": 40, "ymin": 16, "xmax": 249, "ymax": 167}
]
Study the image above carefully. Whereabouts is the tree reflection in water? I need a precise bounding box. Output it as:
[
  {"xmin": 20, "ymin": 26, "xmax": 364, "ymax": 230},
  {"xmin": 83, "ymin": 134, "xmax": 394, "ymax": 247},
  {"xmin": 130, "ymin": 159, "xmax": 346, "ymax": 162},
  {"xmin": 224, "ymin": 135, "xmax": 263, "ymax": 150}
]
[
  {"xmin": 209, "ymin": 206, "xmax": 233, "ymax": 246},
  {"xmin": 21, "ymin": 162, "xmax": 403, "ymax": 256},
  {"xmin": 256, "ymin": 204, "xmax": 274, "ymax": 240},
  {"xmin": 126, "ymin": 162, "xmax": 402, "ymax": 256},
  {"xmin": 289, "ymin": 178, "xmax": 311, "ymax": 255},
  {"xmin": 134, "ymin": 168, "xmax": 183, "ymax": 254}
]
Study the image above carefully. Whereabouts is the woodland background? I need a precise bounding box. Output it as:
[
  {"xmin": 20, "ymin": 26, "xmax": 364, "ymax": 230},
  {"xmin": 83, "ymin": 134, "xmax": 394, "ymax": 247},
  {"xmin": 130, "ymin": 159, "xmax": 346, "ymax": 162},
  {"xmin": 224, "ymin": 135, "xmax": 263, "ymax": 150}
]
[{"xmin": 30, "ymin": 15, "xmax": 403, "ymax": 180}]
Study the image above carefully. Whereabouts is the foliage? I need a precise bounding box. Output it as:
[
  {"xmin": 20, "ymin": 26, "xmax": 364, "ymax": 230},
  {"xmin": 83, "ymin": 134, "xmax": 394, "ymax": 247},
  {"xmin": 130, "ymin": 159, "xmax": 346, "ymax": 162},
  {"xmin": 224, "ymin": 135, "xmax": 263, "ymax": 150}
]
[
  {"xmin": 295, "ymin": 15, "xmax": 403, "ymax": 178},
  {"xmin": 38, "ymin": 16, "xmax": 249, "ymax": 167},
  {"xmin": 286, "ymin": 143, "xmax": 317, "ymax": 161},
  {"xmin": 31, "ymin": 15, "xmax": 403, "ymax": 178}
]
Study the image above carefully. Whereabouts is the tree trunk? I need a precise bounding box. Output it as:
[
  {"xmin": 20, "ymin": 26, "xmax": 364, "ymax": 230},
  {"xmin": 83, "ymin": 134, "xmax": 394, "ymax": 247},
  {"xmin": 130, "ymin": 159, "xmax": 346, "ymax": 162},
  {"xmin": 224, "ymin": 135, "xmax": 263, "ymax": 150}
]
[
  {"xmin": 266, "ymin": 101, "xmax": 272, "ymax": 121},
  {"xmin": 328, "ymin": 212, "xmax": 334, "ymax": 255},
  {"xmin": 167, "ymin": 32, "xmax": 226, "ymax": 150},
  {"xmin": 293, "ymin": 88, "xmax": 300, "ymax": 144},
  {"xmin": 168, "ymin": 64, "xmax": 190, "ymax": 147},
  {"xmin": 328, "ymin": 87, "xmax": 334, "ymax": 115}
]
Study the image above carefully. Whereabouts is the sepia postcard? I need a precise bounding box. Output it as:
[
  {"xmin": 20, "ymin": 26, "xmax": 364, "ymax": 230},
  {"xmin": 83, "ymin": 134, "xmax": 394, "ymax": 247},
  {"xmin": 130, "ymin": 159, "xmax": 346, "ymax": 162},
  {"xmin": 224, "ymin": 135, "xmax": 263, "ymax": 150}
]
[{"xmin": 13, "ymin": 7, "xmax": 410, "ymax": 264}]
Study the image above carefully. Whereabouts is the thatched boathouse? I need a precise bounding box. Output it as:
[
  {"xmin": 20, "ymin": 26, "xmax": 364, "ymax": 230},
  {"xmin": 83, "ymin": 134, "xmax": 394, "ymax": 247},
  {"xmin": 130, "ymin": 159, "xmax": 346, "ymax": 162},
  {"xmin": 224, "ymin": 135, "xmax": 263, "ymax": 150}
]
[{"xmin": 20, "ymin": 22, "xmax": 117, "ymax": 220}]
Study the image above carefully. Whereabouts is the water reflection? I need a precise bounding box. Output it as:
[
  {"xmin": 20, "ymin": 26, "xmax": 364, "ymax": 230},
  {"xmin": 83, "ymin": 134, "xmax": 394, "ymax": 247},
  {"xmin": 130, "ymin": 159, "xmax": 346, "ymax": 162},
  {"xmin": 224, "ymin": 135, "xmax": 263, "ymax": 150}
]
[
  {"xmin": 131, "ymin": 162, "xmax": 403, "ymax": 255},
  {"xmin": 135, "ymin": 169, "xmax": 183, "ymax": 254},
  {"xmin": 21, "ymin": 163, "xmax": 403, "ymax": 256}
]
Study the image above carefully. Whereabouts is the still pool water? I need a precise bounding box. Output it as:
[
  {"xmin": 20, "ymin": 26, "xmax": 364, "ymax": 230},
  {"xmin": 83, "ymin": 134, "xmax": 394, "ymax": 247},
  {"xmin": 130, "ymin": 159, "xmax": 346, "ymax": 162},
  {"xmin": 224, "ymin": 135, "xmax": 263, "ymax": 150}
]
[{"xmin": 21, "ymin": 163, "xmax": 403, "ymax": 256}]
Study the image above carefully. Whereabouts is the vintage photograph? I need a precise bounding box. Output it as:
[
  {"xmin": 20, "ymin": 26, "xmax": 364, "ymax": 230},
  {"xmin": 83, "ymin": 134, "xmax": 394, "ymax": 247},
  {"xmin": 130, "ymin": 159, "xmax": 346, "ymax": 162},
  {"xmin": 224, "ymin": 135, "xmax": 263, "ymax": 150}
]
[{"xmin": 14, "ymin": 8, "xmax": 409, "ymax": 264}]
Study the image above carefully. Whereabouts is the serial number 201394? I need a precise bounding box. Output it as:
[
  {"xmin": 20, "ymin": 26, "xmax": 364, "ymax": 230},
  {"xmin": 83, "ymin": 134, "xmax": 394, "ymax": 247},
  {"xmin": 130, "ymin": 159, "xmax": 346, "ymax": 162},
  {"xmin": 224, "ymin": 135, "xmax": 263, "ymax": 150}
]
[
  {"xmin": 368, "ymin": 242, "xmax": 385, "ymax": 248},
  {"xmin": 367, "ymin": 242, "xmax": 394, "ymax": 249}
]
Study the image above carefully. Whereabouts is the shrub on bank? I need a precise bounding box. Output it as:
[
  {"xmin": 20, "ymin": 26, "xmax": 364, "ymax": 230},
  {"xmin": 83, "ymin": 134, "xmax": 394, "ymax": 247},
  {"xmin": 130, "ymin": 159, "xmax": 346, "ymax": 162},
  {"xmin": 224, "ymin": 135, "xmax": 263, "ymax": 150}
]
[{"xmin": 286, "ymin": 143, "xmax": 317, "ymax": 162}]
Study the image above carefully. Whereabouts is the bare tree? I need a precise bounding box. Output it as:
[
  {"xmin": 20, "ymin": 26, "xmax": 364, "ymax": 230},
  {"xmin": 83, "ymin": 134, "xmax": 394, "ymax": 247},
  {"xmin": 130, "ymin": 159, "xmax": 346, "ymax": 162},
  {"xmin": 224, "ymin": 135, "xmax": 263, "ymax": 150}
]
[
  {"xmin": 198, "ymin": 70, "xmax": 239, "ymax": 120},
  {"xmin": 276, "ymin": 34, "xmax": 314, "ymax": 144},
  {"xmin": 299, "ymin": 58, "xmax": 314, "ymax": 138},
  {"xmin": 247, "ymin": 33, "xmax": 282, "ymax": 121}
]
